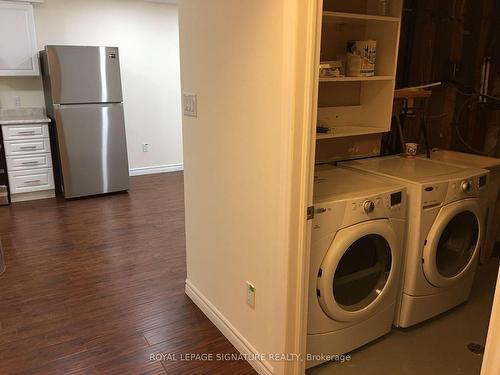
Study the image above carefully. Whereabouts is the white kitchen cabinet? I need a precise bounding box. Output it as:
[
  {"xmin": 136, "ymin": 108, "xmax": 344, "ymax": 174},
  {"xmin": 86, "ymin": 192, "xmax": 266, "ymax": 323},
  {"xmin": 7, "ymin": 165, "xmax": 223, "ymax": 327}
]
[
  {"xmin": 6, "ymin": 153, "xmax": 52, "ymax": 171},
  {"xmin": 8, "ymin": 167, "xmax": 54, "ymax": 194},
  {"xmin": 3, "ymin": 138, "xmax": 51, "ymax": 155},
  {"xmin": 2, "ymin": 123, "xmax": 49, "ymax": 140},
  {"xmin": 1, "ymin": 120, "xmax": 55, "ymax": 202},
  {"xmin": 0, "ymin": 1, "xmax": 39, "ymax": 76}
]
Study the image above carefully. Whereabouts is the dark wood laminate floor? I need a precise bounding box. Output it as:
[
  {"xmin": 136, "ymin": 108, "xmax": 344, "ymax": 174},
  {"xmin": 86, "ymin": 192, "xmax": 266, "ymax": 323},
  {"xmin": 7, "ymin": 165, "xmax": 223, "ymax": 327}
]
[{"xmin": 0, "ymin": 173, "xmax": 256, "ymax": 375}]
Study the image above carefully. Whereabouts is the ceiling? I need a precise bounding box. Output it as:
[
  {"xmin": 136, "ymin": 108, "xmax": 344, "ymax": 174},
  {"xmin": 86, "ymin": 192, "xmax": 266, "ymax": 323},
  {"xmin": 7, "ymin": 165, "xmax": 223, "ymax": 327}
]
[{"xmin": 141, "ymin": 0, "xmax": 177, "ymax": 4}]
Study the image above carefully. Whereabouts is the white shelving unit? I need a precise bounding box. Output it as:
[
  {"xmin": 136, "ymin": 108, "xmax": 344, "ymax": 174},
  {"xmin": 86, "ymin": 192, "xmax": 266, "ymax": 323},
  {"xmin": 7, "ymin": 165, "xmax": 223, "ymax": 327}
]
[
  {"xmin": 319, "ymin": 75, "xmax": 393, "ymax": 82},
  {"xmin": 315, "ymin": 0, "xmax": 402, "ymax": 141},
  {"xmin": 316, "ymin": 125, "xmax": 386, "ymax": 139},
  {"xmin": 322, "ymin": 11, "xmax": 400, "ymax": 24}
]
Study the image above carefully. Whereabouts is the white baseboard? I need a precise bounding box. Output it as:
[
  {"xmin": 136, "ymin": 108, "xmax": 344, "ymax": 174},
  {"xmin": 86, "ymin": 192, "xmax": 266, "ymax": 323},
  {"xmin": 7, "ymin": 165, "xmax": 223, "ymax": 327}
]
[
  {"xmin": 185, "ymin": 279, "xmax": 274, "ymax": 375},
  {"xmin": 11, "ymin": 189, "xmax": 55, "ymax": 203},
  {"xmin": 129, "ymin": 163, "xmax": 183, "ymax": 176}
]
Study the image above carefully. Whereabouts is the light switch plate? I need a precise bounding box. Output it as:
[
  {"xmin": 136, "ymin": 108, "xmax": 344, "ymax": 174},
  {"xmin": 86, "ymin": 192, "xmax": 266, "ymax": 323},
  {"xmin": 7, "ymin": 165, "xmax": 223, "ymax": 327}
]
[
  {"xmin": 183, "ymin": 93, "xmax": 197, "ymax": 117},
  {"xmin": 246, "ymin": 281, "xmax": 255, "ymax": 309}
]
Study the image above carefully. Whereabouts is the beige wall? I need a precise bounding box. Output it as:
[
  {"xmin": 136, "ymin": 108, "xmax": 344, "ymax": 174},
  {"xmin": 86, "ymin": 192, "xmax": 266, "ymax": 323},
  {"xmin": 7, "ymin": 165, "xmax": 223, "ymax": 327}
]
[
  {"xmin": 0, "ymin": 0, "xmax": 183, "ymax": 172},
  {"xmin": 481, "ymin": 266, "xmax": 500, "ymax": 375},
  {"xmin": 178, "ymin": 1, "xmax": 316, "ymax": 374}
]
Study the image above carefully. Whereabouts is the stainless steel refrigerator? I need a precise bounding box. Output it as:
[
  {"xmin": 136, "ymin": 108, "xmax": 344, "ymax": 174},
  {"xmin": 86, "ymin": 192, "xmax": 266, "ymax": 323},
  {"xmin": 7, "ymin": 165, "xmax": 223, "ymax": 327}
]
[{"xmin": 41, "ymin": 45, "xmax": 129, "ymax": 198}]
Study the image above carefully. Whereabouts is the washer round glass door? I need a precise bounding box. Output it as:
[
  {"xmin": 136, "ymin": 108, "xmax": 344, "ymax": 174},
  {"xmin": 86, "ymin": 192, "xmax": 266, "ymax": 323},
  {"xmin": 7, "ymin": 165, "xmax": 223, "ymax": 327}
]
[
  {"xmin": 317, "ymin": 220, "xmax": 399, "ymax": 322},
  {"xmin": 423, "ymin": 199, "xmax": 483, "ymax": 288}
]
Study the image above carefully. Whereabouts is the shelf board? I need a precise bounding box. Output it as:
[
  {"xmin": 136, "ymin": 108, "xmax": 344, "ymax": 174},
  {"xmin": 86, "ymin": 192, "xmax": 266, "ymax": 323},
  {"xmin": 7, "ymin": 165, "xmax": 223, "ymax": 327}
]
[
  {"xmin": 319, "ymin": 75, "xmax": 394, "ymax": 82},
  {"xmin": 322, "ymin": 11, "xmax": 400, "ymax": 24},
  {"xmin": 316, "ymin": 125, "xmax": 386, "ymax": 139}
]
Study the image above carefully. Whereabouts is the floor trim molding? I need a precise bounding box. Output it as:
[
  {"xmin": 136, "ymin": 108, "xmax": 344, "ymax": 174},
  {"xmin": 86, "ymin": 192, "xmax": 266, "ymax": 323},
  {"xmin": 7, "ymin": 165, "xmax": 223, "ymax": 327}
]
[
  {"xmin": 185, "ymin": 279, "xmax": 274, "ymax": 375},
  {"xmin": 10, "ymin": 189, "xmax": 56, "ymax": 203},
  {"xmin": 129, "ymin": 163, "xmax": 184, "ymax": 176}
]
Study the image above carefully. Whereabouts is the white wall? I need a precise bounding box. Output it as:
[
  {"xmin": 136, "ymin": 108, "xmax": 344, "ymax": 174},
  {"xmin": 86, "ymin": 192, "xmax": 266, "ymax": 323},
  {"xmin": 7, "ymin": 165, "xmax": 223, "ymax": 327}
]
[
  {"xmin": 0, "ymin": 0, "xmax": 183, "ymax": 172},
  {"xmin": 0, "ymin": 76, "xmax": 44, "ymax": 108},
  {"xmin": 178, "ymin": 1, "xmax": 315, "ymax": 374},
  {"xmin": 482, "ymin": 267, "xmax": 500, "ymax": 375}
]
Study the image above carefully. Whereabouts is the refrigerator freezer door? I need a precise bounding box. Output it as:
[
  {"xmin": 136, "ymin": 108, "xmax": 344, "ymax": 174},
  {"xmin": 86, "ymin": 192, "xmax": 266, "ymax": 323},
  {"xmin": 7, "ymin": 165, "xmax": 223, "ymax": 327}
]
[
  {"xmin": 46, "ymin": 45, "xmax": 123, "ymax": 104},
  {"xmin": 53, "ymin": 103, "xmax": 129, "ymax": 198}
]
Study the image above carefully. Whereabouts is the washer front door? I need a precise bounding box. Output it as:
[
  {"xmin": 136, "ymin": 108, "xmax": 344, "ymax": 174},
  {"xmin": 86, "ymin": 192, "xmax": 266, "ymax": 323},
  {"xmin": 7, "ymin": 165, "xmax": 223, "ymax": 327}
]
[
  {"xmin": 423, "ymin": 199, "xmax": 483, "ymax": 288},
  {"xmin": 317, "ymin": 220, "xmax": 399, "ymax": 323}
]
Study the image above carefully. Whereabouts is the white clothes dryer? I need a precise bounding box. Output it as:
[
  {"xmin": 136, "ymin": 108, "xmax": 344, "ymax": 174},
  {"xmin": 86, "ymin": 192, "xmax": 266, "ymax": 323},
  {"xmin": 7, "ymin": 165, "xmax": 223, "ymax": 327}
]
[
  {"xmin": 418, "ymin": 150, "xmax": 500, "ymax": 263},
  {"xmin": 341, "ymin": 155, "xmax": 489, "ymax": 328},
  {"xmin": 307, "ymin": 166, "xmax": 406, "ymax": 368}
]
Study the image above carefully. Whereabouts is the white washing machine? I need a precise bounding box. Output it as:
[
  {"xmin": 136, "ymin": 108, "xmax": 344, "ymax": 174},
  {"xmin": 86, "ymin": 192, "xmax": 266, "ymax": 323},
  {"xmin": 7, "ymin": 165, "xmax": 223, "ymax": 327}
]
[
  {"xmin": 418, "ymin": 150, "xmax": 500, "ymax": 263},
  {"xmin": 341, "ymin": 155, "xmax": 490, "ymax": 328},
  {"xmin": 307, "ymin": 166, "xmax": 406, "ymax": 368}
]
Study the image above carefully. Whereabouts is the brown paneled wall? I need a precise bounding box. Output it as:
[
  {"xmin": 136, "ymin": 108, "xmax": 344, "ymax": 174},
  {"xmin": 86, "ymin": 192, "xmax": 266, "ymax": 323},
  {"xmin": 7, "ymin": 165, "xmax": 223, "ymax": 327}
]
[{"xmin": 396, "ymin": 0, "xmax": 500, "ymax": 154}]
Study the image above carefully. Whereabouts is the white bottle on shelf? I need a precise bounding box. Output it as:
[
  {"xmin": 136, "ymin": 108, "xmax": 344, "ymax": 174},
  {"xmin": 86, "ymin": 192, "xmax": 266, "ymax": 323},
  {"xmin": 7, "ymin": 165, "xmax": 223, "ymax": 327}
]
[{"xmin": 378, "ymin": 0, "xmax": 389, "ymax": 16}]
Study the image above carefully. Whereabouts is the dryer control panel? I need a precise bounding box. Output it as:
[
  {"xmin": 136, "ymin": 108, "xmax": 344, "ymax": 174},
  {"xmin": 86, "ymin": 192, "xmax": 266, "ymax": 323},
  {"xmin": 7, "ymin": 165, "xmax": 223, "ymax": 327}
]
[
  {"xmin": 445, "ymin": 172, "xmax": 489, "ymax": 204},
  {"xmin": 312, "ymin": 189, "xmax": 406, "ymax": 239},
  {"xmin": 422, "ymin": 171, "xmax": 489, "ymax": 208}
]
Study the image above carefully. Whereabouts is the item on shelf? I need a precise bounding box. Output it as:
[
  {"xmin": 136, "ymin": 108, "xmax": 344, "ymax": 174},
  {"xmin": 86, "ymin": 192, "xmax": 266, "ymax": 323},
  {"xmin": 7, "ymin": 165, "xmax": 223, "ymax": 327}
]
[
  {"xmin": 319, "ymin": 61, "xmax": 343, "ymax": 78},
  {"xmin": 346, "ymin": 40, "xmax": 377, "ymax": 77},
  {"xmin": 405, "ymin": 143, "xmax": 418, "ymax": 159},
  {"xmin": 317, "ymin": 121, "xmax": 331, "ymax": 134},
  {"xmin": 378, "ymin": 0, "xmax": 390, "ymax": 16}
]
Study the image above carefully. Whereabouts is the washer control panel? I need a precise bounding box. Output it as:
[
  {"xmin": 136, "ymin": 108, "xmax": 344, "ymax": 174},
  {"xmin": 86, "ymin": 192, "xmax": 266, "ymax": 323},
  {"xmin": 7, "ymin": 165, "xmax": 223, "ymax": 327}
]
[
  {"xmin": 312, "ymin": 189, "xmax": 406, "ymax": 238},
  {"xmin": 343, "ymin": 190, "xmax": 405, "ymax": 223},
  {"xmin": 363, "ymin": 200, "xmax": 375, "ymax": 213}
]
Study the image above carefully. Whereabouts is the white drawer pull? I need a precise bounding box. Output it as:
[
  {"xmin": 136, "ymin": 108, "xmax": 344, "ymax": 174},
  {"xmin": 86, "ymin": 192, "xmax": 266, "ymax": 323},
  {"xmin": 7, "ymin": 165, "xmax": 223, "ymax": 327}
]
[
  {"xmin": 24, "ymin": 180, "xmax": 41, "ymax": 184},
  {"xmin": 18, "ymin": 131, "xmax": 36, "ymax": 135},
  {"xmin": 20, "ymin": 146, "xmax": 38, "ymax": 150},
  {"xmin": 21, "ymin": 161, "xmax": 40, "ymax": 165}
]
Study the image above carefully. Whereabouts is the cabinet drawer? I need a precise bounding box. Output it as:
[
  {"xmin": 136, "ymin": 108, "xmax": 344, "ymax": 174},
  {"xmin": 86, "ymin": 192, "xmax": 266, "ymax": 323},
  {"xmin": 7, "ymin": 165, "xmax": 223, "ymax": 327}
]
[
  {"xmin": 8, "ymin": 168, "xmax": 54, "ymax": 193},
  {"xmin": 2, "ymin": 124, "xmax": 49, "ymax": 140},
  {"xmin": 4, "ymin": 139, "xmax": 51, "ymax": 156},
  {"xmin": 6, "ymin": 153, "xmax": 52, "ymax": 171}
]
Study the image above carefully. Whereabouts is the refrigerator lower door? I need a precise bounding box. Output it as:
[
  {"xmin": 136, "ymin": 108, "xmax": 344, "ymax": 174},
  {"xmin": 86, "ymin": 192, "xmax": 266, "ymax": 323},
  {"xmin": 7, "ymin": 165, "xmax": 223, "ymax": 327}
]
[{"xmin": 53, "ymin": 103, "xmax": 129, "ymax": 198}]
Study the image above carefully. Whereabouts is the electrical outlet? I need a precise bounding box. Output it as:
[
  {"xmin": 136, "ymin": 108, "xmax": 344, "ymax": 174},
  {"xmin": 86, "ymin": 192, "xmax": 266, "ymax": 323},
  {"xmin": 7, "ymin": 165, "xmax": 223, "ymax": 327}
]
[
  {"xmin": 142, "ymin": 143, "xmax": 149, "ymax": 152},
  {"xmin": 13, "ymin": 96, "xmax": 21, "ymax": 107},
  {"xmin": 182, "ymin": 93, "xmax": 197, "ymax": 117},
  {"xmin": 246, "ymin": 281, "xmax": 255, "ymax": 309}
]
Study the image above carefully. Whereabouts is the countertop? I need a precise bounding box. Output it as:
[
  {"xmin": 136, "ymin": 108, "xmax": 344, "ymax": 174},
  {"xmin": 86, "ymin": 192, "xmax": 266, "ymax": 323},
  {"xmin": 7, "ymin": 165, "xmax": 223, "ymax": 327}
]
[{"xmin": 0, "ymin": 108, "xmax": 51, "ymax": 125}]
